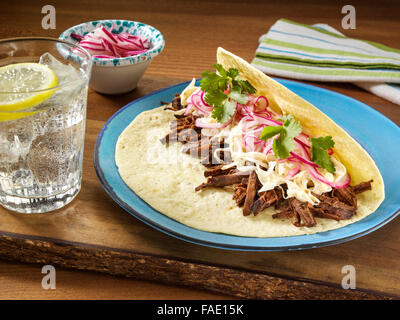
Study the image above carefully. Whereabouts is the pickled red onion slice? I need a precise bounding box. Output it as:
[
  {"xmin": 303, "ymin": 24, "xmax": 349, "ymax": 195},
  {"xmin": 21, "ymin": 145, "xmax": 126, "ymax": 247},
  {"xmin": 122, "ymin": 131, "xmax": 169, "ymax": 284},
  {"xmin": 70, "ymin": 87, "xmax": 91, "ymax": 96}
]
[{"xmin": 72, "ymin": 25, "xmax": 150, "ymax": 59}]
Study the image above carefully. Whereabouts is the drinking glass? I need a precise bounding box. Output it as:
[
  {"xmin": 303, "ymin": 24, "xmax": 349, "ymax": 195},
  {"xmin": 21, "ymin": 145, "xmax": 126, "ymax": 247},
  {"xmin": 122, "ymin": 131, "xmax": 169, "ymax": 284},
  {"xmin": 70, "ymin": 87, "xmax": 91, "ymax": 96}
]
[{"xmin": 0, "ymin": 38, "xmax": 92, "ymax": 213}]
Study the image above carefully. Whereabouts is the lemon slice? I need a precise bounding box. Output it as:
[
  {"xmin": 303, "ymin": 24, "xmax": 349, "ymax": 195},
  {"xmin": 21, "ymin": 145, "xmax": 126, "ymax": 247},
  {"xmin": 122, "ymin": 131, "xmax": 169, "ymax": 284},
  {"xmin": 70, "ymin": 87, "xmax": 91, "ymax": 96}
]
[{"xmin": 0, "ymin": 62, "xmax": 58, "ymax": 121}]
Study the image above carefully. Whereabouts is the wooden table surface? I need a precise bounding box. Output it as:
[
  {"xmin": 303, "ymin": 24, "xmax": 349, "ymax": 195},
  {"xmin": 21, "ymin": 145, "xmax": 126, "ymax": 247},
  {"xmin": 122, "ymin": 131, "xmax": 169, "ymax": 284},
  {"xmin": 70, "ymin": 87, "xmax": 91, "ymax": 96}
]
[{"xmin": 0, "ymin": 0, "xmax": 399, "ymax": 300}]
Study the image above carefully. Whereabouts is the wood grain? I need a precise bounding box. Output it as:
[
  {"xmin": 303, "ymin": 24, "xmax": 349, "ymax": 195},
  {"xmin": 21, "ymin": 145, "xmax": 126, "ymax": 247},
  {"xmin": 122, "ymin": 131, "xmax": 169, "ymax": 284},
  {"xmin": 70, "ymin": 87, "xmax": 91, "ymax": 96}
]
[
  {"xmin": 0, "ymin": 0, "xmax": 399, "ymax": 299},
  {"xmin": 0, "ymin": 260, "xmax": 232, "ymax": 300},
  {"xmin": 0, "ymin": 232, "xmax": 394, "ymax": 300}
]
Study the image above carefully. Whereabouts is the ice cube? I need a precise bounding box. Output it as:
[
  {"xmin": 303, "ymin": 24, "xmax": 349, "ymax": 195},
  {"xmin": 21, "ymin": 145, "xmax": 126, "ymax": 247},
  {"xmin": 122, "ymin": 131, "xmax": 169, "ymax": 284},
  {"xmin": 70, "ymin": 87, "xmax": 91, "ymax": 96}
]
[
  {"xmin": 37, "ymin": 53, "xmax": 86, "ymax": 129},
  {"xmin": 0, "ymin": 119, "xmax": 34, "ymax": 163},
  {"xmin": 39, "ymin": 52, "xmax": 81, "ymax": 85},
  {"xmin": 27, "ymin": 123, "xmax": 83, "ymax": 184}
]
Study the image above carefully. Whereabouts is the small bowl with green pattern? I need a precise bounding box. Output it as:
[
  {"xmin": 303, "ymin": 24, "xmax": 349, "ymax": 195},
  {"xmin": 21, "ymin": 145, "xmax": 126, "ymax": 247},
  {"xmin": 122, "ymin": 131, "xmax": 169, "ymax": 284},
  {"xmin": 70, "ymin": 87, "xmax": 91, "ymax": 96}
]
[{"xmin": 59, "ymin": 19, "xmax": 165, "ymax": 94}]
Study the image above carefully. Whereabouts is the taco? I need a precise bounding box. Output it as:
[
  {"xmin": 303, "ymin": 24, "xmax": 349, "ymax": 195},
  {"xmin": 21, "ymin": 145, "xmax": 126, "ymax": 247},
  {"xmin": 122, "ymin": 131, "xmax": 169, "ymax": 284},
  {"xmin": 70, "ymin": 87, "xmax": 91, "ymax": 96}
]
[{"xmin": 115, "ymin": 47, "xmax": 384, "ymax": 237}]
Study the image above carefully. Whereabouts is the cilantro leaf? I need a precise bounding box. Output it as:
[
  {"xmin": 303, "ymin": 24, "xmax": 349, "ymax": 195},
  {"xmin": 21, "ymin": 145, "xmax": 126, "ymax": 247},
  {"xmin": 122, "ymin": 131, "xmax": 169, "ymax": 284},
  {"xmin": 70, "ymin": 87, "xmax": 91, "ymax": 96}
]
[
  {"xmin": 311, "ymin": 136, "xmax": 334, "ymax": 150},
  {"xmin": 283, "ymin": 115, "xmax": 301, "ymax": 138},
  {"xmin": 200, "ymin": 70, "xmax": 228, "ymax": 92},
  {"xmin": 204, "ymin": 90, "xmax": 227, "ymax": 107},
  {"xmin": 212, "ymin": 100, "xmax": 236, "ymax": 123},
  {"xmin": 227, "ymin": 68, "xmax": 239, "ymax": 79},
  {"xmin": 273, "ymin": 133, "xmax": 291, "ymax": 159},
  {"xmin": 260, "ymin": 125, "xmax": 282, "ymax": 140},
  {"xmin": 260, "ymin": 115, "xmax": 301, "ymax": 159},
  {"xmin": 310, "ymin": 136, "xmax": 336, "ymax": 173},
  {"xmin": 213, "ymin": 64, "xmax": 227, "ymax": 77},
  {"xmin": 200, "ymin": 64, "xmax": 257, "ymax": 123},
  {"xmin": 232, "ymin": 78, "xmax": 256, "ymax": 95},
  {"xmin": 228, "ymin": 87, "xmax": 248, "ymax": 104},
  {"xmin": 275, "ymin": 116, "xmax": 301, "ymax": 158}
]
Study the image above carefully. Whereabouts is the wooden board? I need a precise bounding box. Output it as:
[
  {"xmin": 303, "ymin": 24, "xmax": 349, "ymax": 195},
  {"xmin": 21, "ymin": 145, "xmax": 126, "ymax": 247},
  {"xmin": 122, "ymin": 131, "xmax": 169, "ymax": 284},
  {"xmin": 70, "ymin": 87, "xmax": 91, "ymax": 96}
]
[
  {"xmin": 0, "ymin": 0, "xmax": 400, "ymax": 299},
  {"xmin": 0, "ymin": 260, "xmax": 234, "ymax": 300},
  {"xmin": 0, "ymin": 74, "xmax": 399, "ymax": 299}
]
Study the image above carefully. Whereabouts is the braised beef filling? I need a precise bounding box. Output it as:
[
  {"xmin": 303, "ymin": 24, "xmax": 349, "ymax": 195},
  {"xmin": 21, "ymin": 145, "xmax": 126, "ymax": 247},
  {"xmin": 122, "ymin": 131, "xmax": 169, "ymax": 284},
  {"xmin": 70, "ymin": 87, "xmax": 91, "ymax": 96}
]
[{"xmin": 161, "ymin": 98, "xmax": 373, "ymax": 228}]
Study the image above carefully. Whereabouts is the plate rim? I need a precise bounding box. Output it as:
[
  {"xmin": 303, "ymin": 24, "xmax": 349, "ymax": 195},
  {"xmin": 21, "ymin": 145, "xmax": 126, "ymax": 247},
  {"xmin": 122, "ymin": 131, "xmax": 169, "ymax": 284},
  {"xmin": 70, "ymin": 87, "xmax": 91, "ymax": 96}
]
[{"xmin": 93, "ymin": 78, "xmax": 400, "ymax": 251}]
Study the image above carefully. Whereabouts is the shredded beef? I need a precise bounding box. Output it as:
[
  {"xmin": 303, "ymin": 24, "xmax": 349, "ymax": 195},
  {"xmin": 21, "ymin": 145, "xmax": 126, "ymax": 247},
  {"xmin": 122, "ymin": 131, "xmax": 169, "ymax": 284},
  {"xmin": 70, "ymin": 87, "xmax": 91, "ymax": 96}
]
[
  {"xmin": 173, "ymin": 113, "xmax": 188, "ymax": 119},
  {"xmin": 162, "ymin": 94, "xmax": 374, "ymax": 227},
  {"xmin": 271, "ymin": 183, "xmax": 370, "ymax": 227},
  {"xmin": 310, "ymin": 206, "xmax": 341, "ymax": 221},
  {"xmin": 352, "ymin": 180, "xmax": 373, "ymax": 194},
  {"xmin": 242, "ymin": 171, "xmax": 258, "ymax": 216},
  {"xmin": 233, "ymin": 179, "xmax": 248, "ymax": 207},
  {"xmin": 289, "ymin": 199, "xmax": 317, "ymax": 227},
  {"xmin": 161, "ymin": 110, "xmax": 232, "ymax": 165},
  {"xmin": 272, "ymin": 209, "xmax": 293, "ymax": 219},
  {"xmin": 195, "ymin": 172, "xmax": 250, "ymax": 191},
  {"xmin": 251, "ymin": 187, "xmax": 283, "ymax": 216},
  {"xmin": 160, "ymin": 113, "xmax": 201, "ymax": 145},
  {"xmin": 163, "ymin": 93, "xmax": 183, "ymax": 111},
  {"xmin": 314, "ymin": 193, "xmax": 357, "ymax": 220},
  {"xmin": 204, "ymin": 165, "xmax": 237, "ymax": 177},
  {"xmin": 200, "ymin": 138, "xmax": 231, "ymax": 166},
  {"xmin": 181, "ymin": 137, "xmax": 211, "ymax": 157},
  {"xmin": 333, "ymin": 186, "xmax": 357, "ymax": 207},
  {"xmin": 275, "ymin": 198, "xmax": 290, "ymax": 211}
]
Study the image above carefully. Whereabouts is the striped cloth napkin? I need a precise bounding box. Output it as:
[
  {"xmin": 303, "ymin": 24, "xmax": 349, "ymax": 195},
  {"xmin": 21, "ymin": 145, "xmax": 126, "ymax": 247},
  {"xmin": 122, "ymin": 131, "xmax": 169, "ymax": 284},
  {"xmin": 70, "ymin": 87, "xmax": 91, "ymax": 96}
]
[{"xmin": 251, "ymin": 19, "xmax": 400, "ymax": 105}]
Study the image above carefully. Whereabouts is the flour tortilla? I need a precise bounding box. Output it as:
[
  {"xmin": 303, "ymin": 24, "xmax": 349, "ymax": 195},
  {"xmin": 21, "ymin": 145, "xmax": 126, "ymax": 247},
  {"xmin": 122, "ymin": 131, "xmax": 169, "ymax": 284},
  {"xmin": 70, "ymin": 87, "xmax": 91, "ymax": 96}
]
[{"xmin": 115, "ymin": 48, "xmax": 384, "ymax": 237}]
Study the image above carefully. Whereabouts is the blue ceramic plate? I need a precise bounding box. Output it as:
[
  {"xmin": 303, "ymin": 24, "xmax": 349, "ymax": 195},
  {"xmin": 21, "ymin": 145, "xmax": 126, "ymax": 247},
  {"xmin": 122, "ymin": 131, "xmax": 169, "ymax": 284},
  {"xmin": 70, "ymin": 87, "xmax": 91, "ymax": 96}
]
[{"xmin": 94, "ymin": 79, "xmax": 400, "ymax": 251}]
